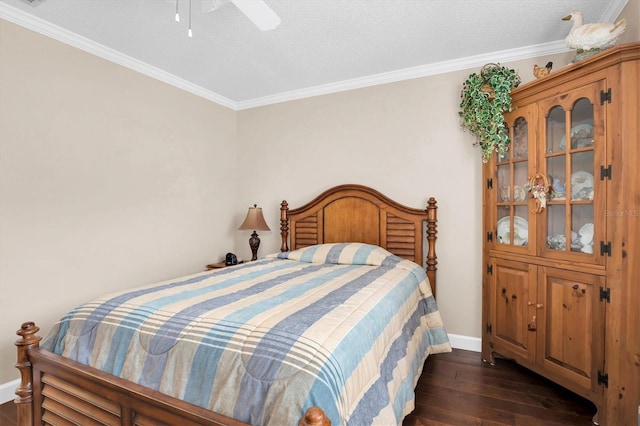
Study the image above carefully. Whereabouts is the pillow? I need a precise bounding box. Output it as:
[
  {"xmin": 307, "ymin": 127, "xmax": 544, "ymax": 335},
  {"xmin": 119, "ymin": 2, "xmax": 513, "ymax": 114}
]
[{"xmin": 271, "ymin": 243, "xmax": 401, "ymax": 267}]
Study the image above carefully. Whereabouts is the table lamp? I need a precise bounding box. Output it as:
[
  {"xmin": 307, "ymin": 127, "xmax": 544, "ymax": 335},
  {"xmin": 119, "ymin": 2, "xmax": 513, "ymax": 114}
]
[{"xmin": 238, "ymin": 204, "xmax": 270, "ymax": 261}]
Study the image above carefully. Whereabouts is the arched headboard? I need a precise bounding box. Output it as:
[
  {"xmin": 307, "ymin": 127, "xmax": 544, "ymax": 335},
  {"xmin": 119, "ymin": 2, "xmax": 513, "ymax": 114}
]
[{"xmin": 279, "ymin": 184, "xmax": 438, "ymax": 297}]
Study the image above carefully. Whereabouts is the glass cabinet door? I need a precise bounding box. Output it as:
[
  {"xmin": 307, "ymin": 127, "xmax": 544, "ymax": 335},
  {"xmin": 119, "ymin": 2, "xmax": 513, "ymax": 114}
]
[
  {"xmin": 495, "ymin": 114, "xmax": 530, "ymax": 250},
  {"xmin": 541, "ymin": 81, "xmax": 605, "ymax": 264}
]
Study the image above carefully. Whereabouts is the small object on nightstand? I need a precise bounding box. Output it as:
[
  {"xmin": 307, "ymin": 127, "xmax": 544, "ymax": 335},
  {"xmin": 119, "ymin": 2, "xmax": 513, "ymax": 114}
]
[{"xmin": 225, "ymin": 252, "xmax": 238, "ymax": 265}]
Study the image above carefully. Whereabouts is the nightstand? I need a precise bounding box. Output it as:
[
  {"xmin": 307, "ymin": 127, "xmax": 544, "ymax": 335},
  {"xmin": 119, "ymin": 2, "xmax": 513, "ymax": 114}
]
[{"xmin": 206, "ymin": 261, "xmax": 244, "ymax": 270}]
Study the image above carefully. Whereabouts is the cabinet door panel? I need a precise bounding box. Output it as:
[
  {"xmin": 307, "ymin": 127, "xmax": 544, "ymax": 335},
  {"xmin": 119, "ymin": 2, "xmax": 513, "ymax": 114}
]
[
  {"xmin": 490, "ymin": 105, "xmax": 536, "ymax": 255},
  {"xmin": 538, "ymin": 81, "xmax": 606, "ymax": 266},
  {"xmin": 489, "ymin": 259, "xmax": 537, "ymax": 362},
  {"xmin": 537, "ymin": 267, "xmax": 605, "ymax": 393}
]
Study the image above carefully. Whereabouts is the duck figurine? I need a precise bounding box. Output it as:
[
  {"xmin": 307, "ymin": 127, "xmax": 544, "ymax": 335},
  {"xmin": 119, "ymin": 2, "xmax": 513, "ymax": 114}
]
[{"xmin": 563, "ymin": 11, "xmax": 627, "ymax": 59}]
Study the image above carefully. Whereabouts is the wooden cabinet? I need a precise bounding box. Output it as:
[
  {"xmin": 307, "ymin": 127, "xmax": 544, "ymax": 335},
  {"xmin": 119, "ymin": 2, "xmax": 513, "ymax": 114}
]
[{"xmin": 481, "ymin": 42, "xmax": 640, "ymax": 426}]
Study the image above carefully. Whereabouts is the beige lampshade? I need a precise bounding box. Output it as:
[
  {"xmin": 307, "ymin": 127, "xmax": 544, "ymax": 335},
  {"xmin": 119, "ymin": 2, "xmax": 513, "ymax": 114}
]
[{"xmin": 238, "ymin": 205, "xmax": 270, "ymax": 231}]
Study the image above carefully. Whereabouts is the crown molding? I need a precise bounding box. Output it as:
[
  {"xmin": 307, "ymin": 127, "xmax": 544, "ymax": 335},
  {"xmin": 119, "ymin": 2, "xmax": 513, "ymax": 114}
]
[
  {"xmin": 0, "ymin": 3, "xmax": 237, "ymax": 110},
  {"xmin": 235, "ymin": 40, "xmax": 571, "ymax": 110},
  {"xmin": 3, "ymin": 1, "xmax": 627, "ymax": 111}
]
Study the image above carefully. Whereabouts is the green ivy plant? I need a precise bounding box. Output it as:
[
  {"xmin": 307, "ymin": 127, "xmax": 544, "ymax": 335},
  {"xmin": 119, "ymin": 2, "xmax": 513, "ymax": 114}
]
[{"xmin": 459, "ymin": 64, "xmax": 521, "ymax": 162}]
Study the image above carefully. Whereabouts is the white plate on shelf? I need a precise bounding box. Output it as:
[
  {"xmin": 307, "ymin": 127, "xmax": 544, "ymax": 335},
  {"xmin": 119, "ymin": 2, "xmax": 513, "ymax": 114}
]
[
  {"xmin": 560, "ymin": 123, "xmax": 594, "ymax": 150},
  {"xmin": 571, "ymin": 171, "xmax": 594, "ymax": 199},
  {"xmin": 497, "ymin": 216, "xmax": 528, "ymax": 246},
  {"xmin": 579, "ymin": 223, "xmax": 594, "ymax": 245},
  {"xmin": 514, "ymin": 185, "xmax": 527, "ymax": 202}
]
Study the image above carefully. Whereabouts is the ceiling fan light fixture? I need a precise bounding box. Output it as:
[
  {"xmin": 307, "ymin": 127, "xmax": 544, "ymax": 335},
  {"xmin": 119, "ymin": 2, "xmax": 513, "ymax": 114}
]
[{"xmin": 188, "ymin": 0, "xmax": 193, "ymax": 37}]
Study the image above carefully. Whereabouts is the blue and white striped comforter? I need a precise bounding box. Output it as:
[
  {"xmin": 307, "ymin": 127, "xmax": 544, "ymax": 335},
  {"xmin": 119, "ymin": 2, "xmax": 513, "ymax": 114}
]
[{"xmin": 42, "ymin": 243, "xmax": 451, "ymax": 425}]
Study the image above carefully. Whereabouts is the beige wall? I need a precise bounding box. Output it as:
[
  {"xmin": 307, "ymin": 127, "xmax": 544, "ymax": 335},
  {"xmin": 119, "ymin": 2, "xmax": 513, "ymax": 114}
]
[
  {"xmin": 1, "ymin": 0, "xmax": 638, "ymax": 389},
  {"xmin": 0, "ymin": 20, "xmax": 237, "ymax": 383},
  {"xmin": 621, "ymin": 0, "xmax": 640, "ymax": 44}
]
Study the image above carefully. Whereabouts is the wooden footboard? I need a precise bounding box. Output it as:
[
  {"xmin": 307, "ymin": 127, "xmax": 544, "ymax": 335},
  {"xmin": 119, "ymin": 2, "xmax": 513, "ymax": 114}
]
[{"xmin": 15, "ymin": 322, "xmax": 331, "ymax": 426}]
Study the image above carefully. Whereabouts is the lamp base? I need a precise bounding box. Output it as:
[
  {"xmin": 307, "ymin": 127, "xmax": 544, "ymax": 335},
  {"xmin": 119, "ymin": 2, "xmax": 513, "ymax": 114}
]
[{"xmin": 248, "ymin": 231, "xmax": 260, "ymax": 261}]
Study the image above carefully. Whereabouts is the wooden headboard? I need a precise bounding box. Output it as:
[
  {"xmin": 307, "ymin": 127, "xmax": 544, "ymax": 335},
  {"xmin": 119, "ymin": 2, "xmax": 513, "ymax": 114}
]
[{"xmin": 279, "ymin": 184, "xmax": 438, "ymax": 297}]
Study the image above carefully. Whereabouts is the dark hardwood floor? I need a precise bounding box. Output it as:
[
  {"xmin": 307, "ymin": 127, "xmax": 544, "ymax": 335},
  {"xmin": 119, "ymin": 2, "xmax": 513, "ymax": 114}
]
[
  {"xmin": 0, "ymin": 349, "xmax": 596, "ymax": 425},
  {"xmin": 0, "ymin": 398, "xmax": 18, "ymax": 426},
  {"xmin": 403, "ymin": 349, "xmax": 596, "ymax": 425}
]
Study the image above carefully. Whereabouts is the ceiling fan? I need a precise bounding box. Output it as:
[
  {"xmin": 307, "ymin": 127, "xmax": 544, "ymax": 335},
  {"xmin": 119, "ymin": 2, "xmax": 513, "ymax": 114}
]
[{"xmin": 201, "ymin": 0, "xmax": 281, "ymax": 31}]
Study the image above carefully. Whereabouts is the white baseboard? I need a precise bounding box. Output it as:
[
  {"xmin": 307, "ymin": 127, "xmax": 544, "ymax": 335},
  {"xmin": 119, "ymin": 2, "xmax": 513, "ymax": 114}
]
[
  {"xmin": 0, "ymin": 378, "xmax": 19, "ymax": 404},
  {"xmin": 0, "ymin": 334, "xmax": 481, "ymax": 405},
  {"xmin": 448, "ymin": 333, "xmax": 482, "ymax": 352}
]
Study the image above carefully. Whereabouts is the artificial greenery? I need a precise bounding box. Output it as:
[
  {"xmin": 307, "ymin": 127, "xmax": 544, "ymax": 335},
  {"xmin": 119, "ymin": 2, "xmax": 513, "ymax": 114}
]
[{"xmin": 459, "ymin": 63, "xmax": 521, "ymax": 162}]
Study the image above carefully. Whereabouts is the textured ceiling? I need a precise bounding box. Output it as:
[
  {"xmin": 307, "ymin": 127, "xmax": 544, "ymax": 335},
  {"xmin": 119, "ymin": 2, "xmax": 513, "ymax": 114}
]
[{"xmin": 0, "ymin": 0, "xmax": 630, "ymax": 109}]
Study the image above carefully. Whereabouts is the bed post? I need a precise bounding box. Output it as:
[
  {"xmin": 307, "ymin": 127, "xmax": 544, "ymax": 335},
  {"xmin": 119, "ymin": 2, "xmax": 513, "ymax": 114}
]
[
  {"xmin": 299, "ymin": 407, "xmax": 331, "ymax": 426},
  {"xmin": 15, "ymin": 321, "xmax": 41, "ymax": 425},
  {"xmin": 280, "ymin": 200, "xmax": 290, "ymax": 252},
  {"xmin": 425, "ymin": 197, "xmax": 438, "ymax": 299}
]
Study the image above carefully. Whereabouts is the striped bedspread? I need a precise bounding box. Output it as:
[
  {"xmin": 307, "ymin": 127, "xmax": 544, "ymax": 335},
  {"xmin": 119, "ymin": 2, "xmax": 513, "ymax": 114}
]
[{"xmin": 42, "ymin": 243, "xmax": 451, "ymax": 426}]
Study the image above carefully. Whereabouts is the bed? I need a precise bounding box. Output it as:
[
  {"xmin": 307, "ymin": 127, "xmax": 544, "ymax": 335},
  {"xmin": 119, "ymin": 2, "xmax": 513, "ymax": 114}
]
[{"xmin": 14, "ymin": 184, "xmax": 451, "ymax": 426}]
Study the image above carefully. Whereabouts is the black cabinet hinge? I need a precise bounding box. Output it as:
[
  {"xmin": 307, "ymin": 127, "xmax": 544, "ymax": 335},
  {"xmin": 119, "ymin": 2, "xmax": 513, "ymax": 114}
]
[
  {"xmin": 600, "ymin": 241, "xmax": 612, "ymax": 257},
  {"xmin": 486, "ymin": 323, "xmax": 492, "ymax": 334},
  {"xmin": 600, "ymin": 164, "xmax": 612, "ymax": 180},
  {"xmin": 600, "ymin": 88, "xmax": 612, "ymax": 105},
  {"xmin": 487, "ymin": 231, "xmax": 493, "ymax": 242},
  {"xmin": 487, "ymin": 178, "xmax": 493, "ymax": 189},
  {"xmin": 598, "ymin": 371, "xmax": 609, "ymax": 387},
  {"xmin": 487, "ymin": 264, "xmax": 493, "ymax": 275},
  {"xmin": 600, "ymin": 287, "xmax": 611, "ymax": 303}
]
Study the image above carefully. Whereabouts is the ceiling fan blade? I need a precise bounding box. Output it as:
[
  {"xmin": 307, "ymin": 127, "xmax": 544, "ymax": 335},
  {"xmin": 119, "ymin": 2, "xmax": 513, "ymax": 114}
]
[
  {"xmin": 201, "ymin": 0, "xmax": 231, "ymax": 13},
  {"xmin": 230, "ymin": 0, "xmax": 281, "ymax": 31}
]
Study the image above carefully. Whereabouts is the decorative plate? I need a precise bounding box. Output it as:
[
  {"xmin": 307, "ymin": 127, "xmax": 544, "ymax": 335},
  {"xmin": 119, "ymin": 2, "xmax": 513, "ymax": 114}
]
[
  {"xmin": 571, "ymin": 171, "xmax": 594, "ymax": 199},
  {"xmin": 578, "ymin": 223, "xmax": 594, "ymax": 245},
  {"xmin": 497, "ymin": 216, "xmax": 528, "ymax": 246},
  {"xmin": 560, "ymin": 124, "xmax": 594, "ymax": 150},
  {"xmin": 513, "ymin": 185, "xmax": 527, "ymax": 202}
]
